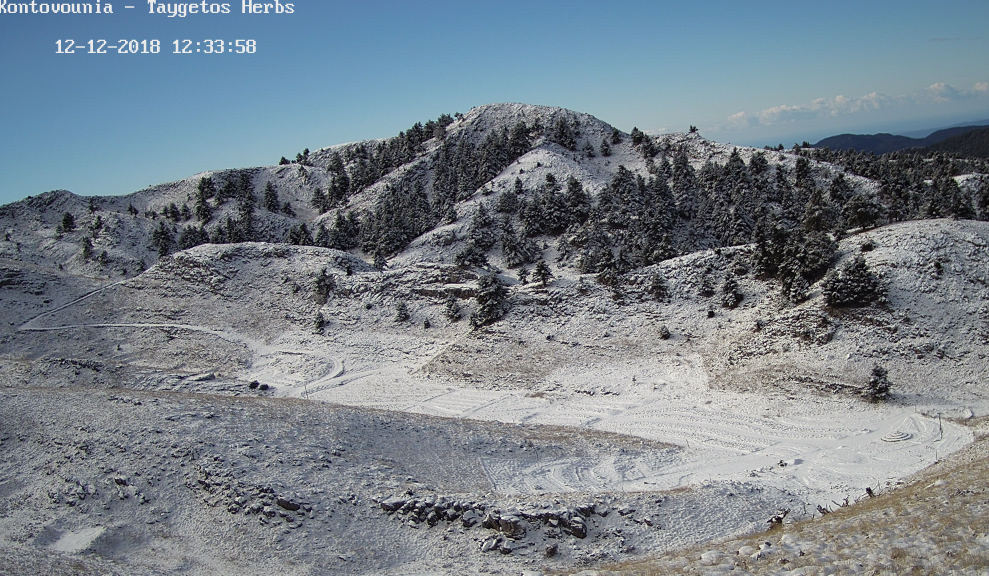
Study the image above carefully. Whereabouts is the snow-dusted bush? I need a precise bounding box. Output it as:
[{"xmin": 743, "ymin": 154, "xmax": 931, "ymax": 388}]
[
  {"xmin": 394, "ymin": 301, "xmax": 411, "ymax": 322},
  {"xmin": 864, "ymin": 365, "xmax": 892, "ymax": 402},
  {"xmin": 721, "ymin": 274, "xmax": 743, "ymax": 309},
  {"xmin": 469, "ymin": 272, "xmax": 509, "ymax": 329},
  {"xmin": 822, "ymin": 255, "xmax": 884, "ymax": 308}
]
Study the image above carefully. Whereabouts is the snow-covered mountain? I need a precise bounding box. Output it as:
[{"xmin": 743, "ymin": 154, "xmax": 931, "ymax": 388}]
[{"xmin": 2, "ymin": 103, "xmax": 989, "ymax": 575}]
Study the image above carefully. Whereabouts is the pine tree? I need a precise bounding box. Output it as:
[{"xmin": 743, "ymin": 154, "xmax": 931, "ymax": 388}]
[
  {"xmin": 455, "ymin": 242, "xmax": 488, "ymax": 269},
  {"xmin": 60, "ymin": 212, "xmax": 76, "ymax": 232},
  {"xmin": 177, "ymin": 225, "xmax": 209, "ymax": 250},
  {"xmin": 864, "ymin": 365, "xmax": 891, "ymax": 402},
  {"xmin": 497, "ymin": 179, "xmax": 522, "ymax": 214},
  {"xmin": 311, "ymin": 187, "xmax": 329, "ymax": 214},
  {"xmin": 533, "ymin": 259, "xmax": 553, "ymax": 287},
  {"xmin": 563, "ymin": 176, "xmax": 591, "ymax": 227},
  {"xmin": 844, "ymin": 194, "xmax": 883, "ymax": 230},
  {"xmin": 443, "ymin": 292, "xmax": 462, "ymax": 321},
  {"xmin": 500, "ymin": 219, "xmax": 536, "ymax": 268},
  {"xmin": 238, "ymin": 186, "xmax": 257, "ymax": 241},
  {"xmin": 151, "ymin": 221, "xmax": 175, "ymax": 257},
  {"xmin": 469, "ymin": 272, "xmax": 509, "ymax": 329},
  {"xmin": 313, "ymin": 312, "xmax": 326, "ymax": 335},
  {"xmin": 263, "ymin": 181, "xmax": 280, "ymax": 212},
  {"xmin": 552, "ymin": 117, "xmax": 576, "ymax": 150},
  {"xmin": 371, "ymin": 251, "xmax": 388, "ymax": 270},
  {"xmin": 508, "ymin": 121, "xmax": 531, "ymax": 159},
  {"xmin": 287, "ymin": 223, "xmax": 314, "ymax": 246},
  {"xmin": 394, "ymin": 301, "xmax": 411, "ymax": 322},
  {"xmin": 649, "ymin": 272, "xmax": 670, "ymax": 302},
  {"xmin": 314, "ymin": 224, "xmax": 330, "ymax": 248},
  {"xmin": 467, "ymin": 202, "xmax": 497, "ymax": 250},
  {"xmin": 80, "ymin": 236, "xmax": 94, "ymax": 260},
  {"xmin": 720, "ymin": 273, "xmax": 743, "ymax": 309},
  {"xmin": 195, "ymin": 177, "xmax": 215, "ymax": 223},
  {"xmin": 314, "ymin": 268, "xmax": 335, "ymax": 305},
  {"xmin": 822, "ymin": 255, "xmax": 884, "ymax": 307}
]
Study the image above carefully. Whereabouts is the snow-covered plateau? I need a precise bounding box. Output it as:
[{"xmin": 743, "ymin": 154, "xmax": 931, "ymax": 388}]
[{"xmin": 1, "ymin": 104, "xmax": 988, "ymax": 575}]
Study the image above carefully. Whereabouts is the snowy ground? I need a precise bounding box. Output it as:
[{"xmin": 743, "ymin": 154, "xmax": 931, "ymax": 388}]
[{"xmin": 3, "ymin": 220, "xmax": 989, "ymax": 575}]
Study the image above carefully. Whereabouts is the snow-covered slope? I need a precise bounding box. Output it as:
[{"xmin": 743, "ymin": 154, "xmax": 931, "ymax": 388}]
[{"xmin": 2, "ymin": 104, "xmax": 989, "ymax": 575}]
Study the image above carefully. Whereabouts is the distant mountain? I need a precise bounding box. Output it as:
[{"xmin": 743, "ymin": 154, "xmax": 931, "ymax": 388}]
[
  {"xmin": 814, "ymin": 123, "xmax": 989, "ymax": 154},
  {"xmin": 918, "ymin": 126, "xmax": 989, "ymax": 158},
  {"xmin": 898, "ymin": 118, "xmax": 989, "ymax": 139}
]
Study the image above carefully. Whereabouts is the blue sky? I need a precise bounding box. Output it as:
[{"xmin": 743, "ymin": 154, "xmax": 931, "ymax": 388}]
[{"xmin": 1, "ymin": 0, "xmax": 987, "ymax": 205}]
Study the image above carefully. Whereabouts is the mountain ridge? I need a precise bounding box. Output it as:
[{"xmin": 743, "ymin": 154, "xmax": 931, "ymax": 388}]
[{"xmin": 813, "ymin": 122, "xmax": 989, "ymax": 154}]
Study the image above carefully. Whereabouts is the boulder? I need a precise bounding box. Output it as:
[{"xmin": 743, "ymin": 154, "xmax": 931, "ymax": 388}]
[{"xmin": 276, "ymin": 498, "xmax": 301, "ymax": 512}]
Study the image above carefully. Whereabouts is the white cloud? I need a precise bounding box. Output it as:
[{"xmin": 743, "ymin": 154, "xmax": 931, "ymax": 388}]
[{"xmin": 720, "ymin": 81, "xmax": 988, "ymax": 131}]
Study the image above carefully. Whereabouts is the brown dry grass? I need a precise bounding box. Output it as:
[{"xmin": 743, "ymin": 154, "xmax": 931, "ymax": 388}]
[{"xmin": 572, "ymin": 427, "xmax": 989, "ymax": 576}]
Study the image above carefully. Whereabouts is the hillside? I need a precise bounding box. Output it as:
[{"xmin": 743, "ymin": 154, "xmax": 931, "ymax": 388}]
[
  {"xmin": 2, "ymin": 103, "xmax": 989, "ymax": 575},
  {"xmin": 813, "ymin": 122, "xmax": 989, "ymax": 154},
  {"xmin": 919, "ymin": 126, "xmax": 989, "ymax": 159}
]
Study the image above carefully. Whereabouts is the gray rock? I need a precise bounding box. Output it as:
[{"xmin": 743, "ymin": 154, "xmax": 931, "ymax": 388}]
[
  {"xmin": 379, "ymin": 496, "xmax": 406, "ymax": 512},
  {"xmin": 276, "ymin": 498, "xmax": 301, "ymax": 512}
]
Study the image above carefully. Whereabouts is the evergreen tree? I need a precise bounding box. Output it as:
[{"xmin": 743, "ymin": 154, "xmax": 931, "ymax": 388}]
[
  {"xmin": 60, "ymin": 212, "xmax": 76, "ymax": 232},
  {"xmin": 822, "ymin": 255, "xmax": 884, "ymax": 307},
  {"xmin": 563, "ymin": 176, "xmax": 592, "ymax": 227},
  {"xmin": 455, "ymin": 242, "xmax": 489, "ymax": 269},
  {"xmin": 648, "ymin": 272, "xmax": 670, "ymax": 302},
  {"xmin": 263, "ymin": 181, "xmax": 280, "ymax": 212},
  {"xmin": 329, "ymin": 210, "xmax": 361, "ymax": 250},
  {"xmin": 151, "ymin": 221, "xmax": 175, "ymax": 257},
  {"xmin": 195, "ymin": 177, "xmax": 216, "ymax": 223},
  {"xmin": 600, "ymin": 138, "xmax": 612, "ymax": 157},
  {"xmin": 802, "ymin": 184, "xmax": 839, "ymax": 233},
  {"xmin": 508, "ymin": 121, "xmax": 531, "ymax": 159},
  {"xmin": 939, "ymin": 177, "xmax": 975, "ymax": 219},
  {"xmin": 443, "ymin": 292, "xmax": 462, "ymax": 321},
  {"xmin": 671, "ymin": 147, "xmax": 698, "ymax": 218},
  {"xmin": 533, "ymin": 259, "xmax": 553, "ymax": 287},
  {"xmin": 313, "ymin": 312, "xmax": 326, "ymax": 334},
  {"xmin": 469, "ymin": 272, "xmax": 509, "ymax": 329},
  {"xmin": 177, "ymin": 225, "xmax": 209, "ymax": 250},
  {"xmin": 497, "ymin": 179, "xmax": 522, "ymax": 214},
  {"xmin": 799, "ymin": 232, "xmax": 838, "ymax": 282},
  {"xmin": 500, "ymin": 219, "xmax": 536, "ymax": 268},
  {"xmin": 287, "ymin": 223, "xmax": 314, "ymax": 246},
  {"xmin": 864, "ymin": 365, "xmax": 892, "ymax": 402},
  {"xmin": 630, "ymin": 127, "xmax": 645, "ymax": 146},
  {"xmin": 720, "ymin": 273, "xmax": 743, "ymax": 309},
  {"xmin": 80, "ymin": 236, "xmax": 93, "ymax": 260},
  {"xmin": 311, "ymin": 187, "xmax": 329, "ymax": 214},
  {"xmin": 467, "ymin": 202, "xmax": 497, "ymax": 250},
  {"xmin": 552, "ymin": 117, "xmax": 576, "ymax": 150},
  {"xmin": 237, "ymin": 186, "xmax": 257, "ymax": 241},
  {"xmin": 844, "ymin": 194, "xmax": 883, "ymax": 230},
  {"xmin": 314, "ymin": 224, "xmax": 330, "ymax": 248},
  {"xmin": 314, "ymin": 268, "xmax": 335, "ymax": 305},
  {"xmin": 373, "ymin": 251, "xmax": 388, "ymax": 270},
  {"xmin": 394, "ymin": 301, "xmax": 411, "ymax": 322},
  {"xmin": 517, "ymin": 268, "xmax": 529, "ymax": 285}
]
